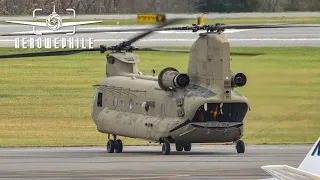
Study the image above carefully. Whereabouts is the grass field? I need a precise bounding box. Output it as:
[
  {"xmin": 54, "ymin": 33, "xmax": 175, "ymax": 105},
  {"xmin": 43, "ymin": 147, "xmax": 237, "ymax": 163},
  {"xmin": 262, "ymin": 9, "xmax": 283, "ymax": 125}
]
[
  {"xmin": 0, "ymin": 47, "xmax": 319, "ymax": 147},
  {"xmin": 2, "ymin": 17, "xmax": 320, "ymax": 25}
]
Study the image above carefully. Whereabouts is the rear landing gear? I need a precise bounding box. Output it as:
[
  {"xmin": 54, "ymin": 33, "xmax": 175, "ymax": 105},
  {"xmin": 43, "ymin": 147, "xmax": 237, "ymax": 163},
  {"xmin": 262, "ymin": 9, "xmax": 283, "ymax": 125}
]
[
  {"xmin": 184, "ymin": 143, "xmax": 192, "ymax": 151},
  {"xmin": 107, "ymin": 134, "xmax": 123, "ymax": 153},
  {"xmin": 175, "ymin": 143, "xmax": 183, "ymax": 151},
  {"xmin": 236, "ymin": 140, "xmax": 245, "ymax": 153},
  {"xmin": 175, "ymin": 143, "xmax": 192, "ymax": 152}
]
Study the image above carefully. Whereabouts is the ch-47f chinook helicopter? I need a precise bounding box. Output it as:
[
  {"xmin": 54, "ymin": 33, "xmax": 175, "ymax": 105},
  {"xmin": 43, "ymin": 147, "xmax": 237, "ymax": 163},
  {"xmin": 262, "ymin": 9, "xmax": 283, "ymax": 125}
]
[{"xmin": 1, "ymin": 19, "xmax": 319, "ymax": 155}]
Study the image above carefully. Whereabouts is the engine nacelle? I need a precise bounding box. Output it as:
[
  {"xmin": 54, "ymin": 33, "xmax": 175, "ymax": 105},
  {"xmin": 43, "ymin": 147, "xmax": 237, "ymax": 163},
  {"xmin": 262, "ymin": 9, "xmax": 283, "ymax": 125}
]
[
  {"xmin": 231, "ymin": 72, "xmax": 247, "ymax": 87},
  {"xmin": 158, "ymin": 67, "xmax": 190, "ymax": 91}
]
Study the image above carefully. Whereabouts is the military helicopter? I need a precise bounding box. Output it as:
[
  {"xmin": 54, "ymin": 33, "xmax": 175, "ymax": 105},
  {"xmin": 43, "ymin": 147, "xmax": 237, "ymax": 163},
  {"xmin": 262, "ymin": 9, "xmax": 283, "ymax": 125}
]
[{"xmin": 1, "ymin": 19, "xmax": 319, "ymax": 155}]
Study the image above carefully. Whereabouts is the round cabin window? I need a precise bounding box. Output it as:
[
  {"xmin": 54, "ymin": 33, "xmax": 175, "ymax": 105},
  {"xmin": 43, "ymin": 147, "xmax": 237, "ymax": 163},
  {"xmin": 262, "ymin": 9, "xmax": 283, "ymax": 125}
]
[
  {"xmin": 129, "ymin": 99, "xmax": 134, "ymax": 110},
  {"xmin": 161, "ymin": 103, "xmax": 165, "ymax": 115},
  {"xmin": 113, "ymin": 96, "xmax": 118, "ymax": 108}
]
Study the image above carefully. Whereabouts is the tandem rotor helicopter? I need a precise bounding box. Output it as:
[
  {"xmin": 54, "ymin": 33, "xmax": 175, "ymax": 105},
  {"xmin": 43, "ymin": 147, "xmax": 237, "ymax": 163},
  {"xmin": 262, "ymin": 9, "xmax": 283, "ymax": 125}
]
[{"xmin": 1, "ymin": 15, "xmax": 320, "ymax": 155}]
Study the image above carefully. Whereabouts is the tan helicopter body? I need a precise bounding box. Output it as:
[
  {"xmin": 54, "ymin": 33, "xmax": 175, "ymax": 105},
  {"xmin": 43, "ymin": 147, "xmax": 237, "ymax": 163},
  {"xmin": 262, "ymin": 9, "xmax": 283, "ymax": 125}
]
[
  {"xmin": 91, "ymin": 32, "xmax": 249, "ymax": 155},
  {"xmin": 2, "ymin": 18, "xmax": 315, "ymax": 155}
]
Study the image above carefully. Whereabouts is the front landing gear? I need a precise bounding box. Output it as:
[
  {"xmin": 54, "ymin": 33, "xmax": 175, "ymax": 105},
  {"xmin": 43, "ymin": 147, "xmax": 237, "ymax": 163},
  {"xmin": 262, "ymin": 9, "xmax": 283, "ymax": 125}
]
[
  {"xmin": 107, "ymin": 139, "xmax": 115, "ymax": 153},
  {"xmin": 236, "ymin": 140, "xmax": 245, "ymax": 153},
  {"xmin": 114, "ymin": 139, "xmax": 123, "ymax": 153},
  {"xmin": 162, "ymin": 141, "xmax": 171, "ymax": 155},
  {"xmin": 107, "ymin": 135, "xmax": 123, "ymax": 153}
]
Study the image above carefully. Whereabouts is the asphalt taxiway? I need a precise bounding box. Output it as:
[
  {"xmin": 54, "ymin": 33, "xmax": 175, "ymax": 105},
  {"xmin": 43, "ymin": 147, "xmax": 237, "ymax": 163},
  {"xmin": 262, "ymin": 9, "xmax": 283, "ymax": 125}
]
[{"xmin": 0, "ymin": 144, "xmax": 312, "ymax": 179}]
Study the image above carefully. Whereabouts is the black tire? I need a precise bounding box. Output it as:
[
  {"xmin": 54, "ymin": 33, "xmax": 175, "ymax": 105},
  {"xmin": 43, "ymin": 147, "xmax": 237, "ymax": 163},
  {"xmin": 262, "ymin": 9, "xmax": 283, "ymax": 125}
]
[
  {"xmin": 175, "ymin": 143, "xmax": 183, "ymax": 151},
  {"xmin": 184, "ymin": 143, "xmax": 192, "ymax": 151},
  {"xmin": 236, "ymin": 140, "xmax": 245, "ymax": 153},
  {"xmin": 162, "ymin": 141, "xmax": 171, "ymax": 155},
  {"xmin": 114, "ymin": 139, "xmax": 123, "ymax": 153},
  {"xmin": 107, "ymin": 139, "xmax": 115, "ymax": 153}
]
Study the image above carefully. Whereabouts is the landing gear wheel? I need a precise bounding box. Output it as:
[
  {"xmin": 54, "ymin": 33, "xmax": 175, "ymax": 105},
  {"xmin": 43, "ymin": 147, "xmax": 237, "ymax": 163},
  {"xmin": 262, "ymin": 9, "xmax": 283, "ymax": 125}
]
[
  {"xmin": 162, "ymin": 141, "xmax": 171, "ymax": 155},
  {"xmin": 107, "ymin": 139, "xmax": 115, "ymax": 153},
  {"xmin": 184, "ymin": 143, "xmax": 192, "ymax": 151},
  {"xmin": 175, "ymin": 143, "xmax": 183, "ymax": 152},
  {"xmin": 114, "ymin": 139, "xmax": 123, "ymax": 153},
  {"xmin": 236, "ymin": 140, "xmax": 245, "ymax": 153}
]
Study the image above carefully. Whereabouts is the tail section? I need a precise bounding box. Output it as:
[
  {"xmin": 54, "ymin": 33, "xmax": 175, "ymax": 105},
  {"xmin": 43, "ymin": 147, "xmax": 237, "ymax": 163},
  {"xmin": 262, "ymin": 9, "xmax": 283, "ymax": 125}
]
[
  {"xmin": 261, "ymin": 165, "xmax": 319, "ymax": 180},
  {"xmin": 261, "ymin": 137, "xmax": 320, "ymax": 180},
  {"xmin": 298, "ymin": 137, "xmax": 320, "ymax": 175}
]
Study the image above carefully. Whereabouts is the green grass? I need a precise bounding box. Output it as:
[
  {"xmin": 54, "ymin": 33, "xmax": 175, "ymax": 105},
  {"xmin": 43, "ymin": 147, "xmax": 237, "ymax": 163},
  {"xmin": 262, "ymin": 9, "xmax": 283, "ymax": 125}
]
[
  {"xmin": 2, "ymin": 17, "xmax": 320, "ymax": 25},
  {"xmin": 0, "ymin": 47, "xmax": 319, "ymax": 147}
]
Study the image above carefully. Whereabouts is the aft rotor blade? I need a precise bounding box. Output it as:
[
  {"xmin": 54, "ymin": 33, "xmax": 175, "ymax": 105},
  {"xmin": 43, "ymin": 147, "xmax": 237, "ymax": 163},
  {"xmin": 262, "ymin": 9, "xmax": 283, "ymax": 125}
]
[
  {"xmin": 0, "ymin": 47, "xmax": 104, "ymax": 58},
  {"xmin": 144, "ymin": 23, "xmax": 320, "ymax": 32},
  {"xmin": 1, "ymin": 19, "xmax": 183, "ymax": 37},
  {"xmin": 3, "ymin": 23, "xmax": 318, "ymax": 36},
  {"xmin": 0, "ymin": 27, "xmax": 169, "ymax": 36},
  {"xmin": 137, "ymin": 48, "xmax": 263, "ymax": 56},
  {"xmin": 220, "ymin": 24, "xmax": 320, "ymax": 30},
  {"xmin": 121, "ymin": 18, "xmax": 183, "ymax": 47},
  {"xmin": 137, "ymin": 48, "xmax": 190, "ymax": 53}
]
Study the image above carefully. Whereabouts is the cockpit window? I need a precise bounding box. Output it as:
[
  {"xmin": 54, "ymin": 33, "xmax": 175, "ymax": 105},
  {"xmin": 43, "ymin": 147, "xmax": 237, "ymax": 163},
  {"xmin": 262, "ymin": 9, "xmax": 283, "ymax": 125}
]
[
  {"xmin": 129, "ymin": 99, "xmax": 134, "ymax": 110},
  {"xmin": 113, "ymin": 96, "xmax": 118, "ymax": 108},
  {"xmin": 97, "ymin": 92, "xmax": 103, "ymax": 107},
  {"xmin": 161, "ymin": 103, "xmax": 165, "ymax": 115},
  {"xmin": 192, "ymin": 103, "xmax": 248, "ymax": 122}
]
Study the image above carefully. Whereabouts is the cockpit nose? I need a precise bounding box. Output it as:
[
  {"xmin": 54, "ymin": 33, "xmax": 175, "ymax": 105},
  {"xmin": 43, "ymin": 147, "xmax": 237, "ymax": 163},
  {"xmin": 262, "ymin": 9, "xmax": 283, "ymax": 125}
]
[{"xmin": 91, "ymin": 92, "xmax": 99, "ymax": 125}]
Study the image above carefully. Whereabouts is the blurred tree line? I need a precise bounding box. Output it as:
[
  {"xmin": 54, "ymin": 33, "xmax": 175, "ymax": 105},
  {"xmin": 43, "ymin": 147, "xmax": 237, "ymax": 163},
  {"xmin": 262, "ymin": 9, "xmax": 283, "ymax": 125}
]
[{"xmin": 0, "ymin": 0, "xmax": 320, "ymax": 15}]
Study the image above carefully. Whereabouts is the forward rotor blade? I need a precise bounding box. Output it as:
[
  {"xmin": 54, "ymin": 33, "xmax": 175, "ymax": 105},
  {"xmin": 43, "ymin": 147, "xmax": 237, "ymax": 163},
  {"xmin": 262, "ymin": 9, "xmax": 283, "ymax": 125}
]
[{"xmin": 0, "ymin": 47, "xmax": 103, "ymax": 59}]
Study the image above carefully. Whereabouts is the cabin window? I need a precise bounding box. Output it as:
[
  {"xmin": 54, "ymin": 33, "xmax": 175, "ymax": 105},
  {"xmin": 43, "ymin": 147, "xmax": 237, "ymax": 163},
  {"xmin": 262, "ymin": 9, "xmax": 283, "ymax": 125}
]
[
  {"xmin": 97, "ymin": 92, "xmax": 103, "ymax": 107},
  {"xmin": 129, "ymin": 99, "xmax": 134, "ymax": 110},
  {"xmin": 161, "ymin": 103, "xmax": 165, "ymax": 115},
  {"xmin": 113, "ymin": 96, "xmax": 118, "ymax": 108},
  {"xmin": 142, "ymin": 102, "xmax": 149, "ymax": 112},
  {"xmin": 192, "ymin": 103, "xmax": 248, "ymax": 123}
]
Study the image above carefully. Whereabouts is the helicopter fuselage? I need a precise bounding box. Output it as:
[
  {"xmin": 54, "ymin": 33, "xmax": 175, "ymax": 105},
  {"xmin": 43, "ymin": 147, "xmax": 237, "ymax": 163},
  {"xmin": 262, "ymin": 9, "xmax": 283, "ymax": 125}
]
[{"xmin": 91, "ymin": 75, "xmax": 248, "ymax": 143}]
